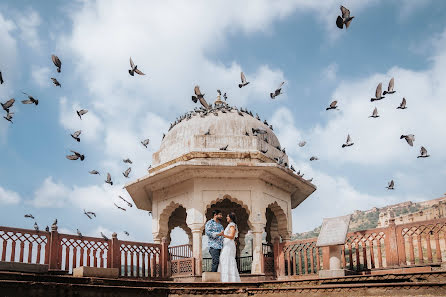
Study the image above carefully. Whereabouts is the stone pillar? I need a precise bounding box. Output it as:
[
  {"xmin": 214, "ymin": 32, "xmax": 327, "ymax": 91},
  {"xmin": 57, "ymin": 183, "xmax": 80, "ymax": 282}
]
[
  {"xmin": 250, "ymin": 223, "xmax": 265, "ymax": 275},
  {"xmin": 191, "ymin": 226, "xmax": 202, "ymax": 275}
]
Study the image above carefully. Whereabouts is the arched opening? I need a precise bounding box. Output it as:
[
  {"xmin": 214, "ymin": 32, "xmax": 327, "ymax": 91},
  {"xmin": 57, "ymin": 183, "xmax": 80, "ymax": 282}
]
[
  {"xmin": 265, "ymin": 202, "xmax": 288, "ymax": 244},
  {"xmin": 167, "ymin": 206, "xmax": 191, "ymax": 246},
  {"xmin": 203, "ymin": 197, "xmax": 252, "ymax": 274}
]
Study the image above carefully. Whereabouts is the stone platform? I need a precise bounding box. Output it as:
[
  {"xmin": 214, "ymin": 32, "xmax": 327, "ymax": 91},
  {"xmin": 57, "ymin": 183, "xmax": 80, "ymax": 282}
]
[{"xmin": 2, "ymin": 270, "xmax": 446, "ymax": 296}]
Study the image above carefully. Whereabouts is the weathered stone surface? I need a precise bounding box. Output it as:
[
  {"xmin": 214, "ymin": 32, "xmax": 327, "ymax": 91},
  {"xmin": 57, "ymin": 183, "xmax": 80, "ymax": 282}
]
[
  {"xmin": 0, "ymin": 261, "xmax": 48, "ymax": 273},
  {"xmin": 316, "ymin": 215, "xmax": 351, "ymax": 247},
  {"xmin": 202, "ymin": 272, "xmax": 221, "ymax": 282},
  {"xmin": 73, "ymin": 266, "xmax": 119, "ymax": 278},
  {"xmin": 319, "ymin": 269, "xmax": 347, "ymax": 278}
]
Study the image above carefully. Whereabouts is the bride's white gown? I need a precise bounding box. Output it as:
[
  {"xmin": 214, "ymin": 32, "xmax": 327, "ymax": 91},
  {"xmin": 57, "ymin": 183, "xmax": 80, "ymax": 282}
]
[{"xmin": 218, "ymin": 222, "xmax": 241, "ymax": 282}]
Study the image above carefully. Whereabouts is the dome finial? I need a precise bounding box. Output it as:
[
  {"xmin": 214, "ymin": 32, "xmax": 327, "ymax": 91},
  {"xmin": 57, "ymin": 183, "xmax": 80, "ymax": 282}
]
[{"xmin": 215, "ymin": 89, "xmax": 224, "ymax": 105}]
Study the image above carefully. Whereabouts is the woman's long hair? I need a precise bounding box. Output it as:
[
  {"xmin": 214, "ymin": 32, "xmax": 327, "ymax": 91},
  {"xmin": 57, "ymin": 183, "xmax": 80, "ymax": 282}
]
[{"xmin": 228, "ymin": 212, "xmax": 237, "ymax": 225}]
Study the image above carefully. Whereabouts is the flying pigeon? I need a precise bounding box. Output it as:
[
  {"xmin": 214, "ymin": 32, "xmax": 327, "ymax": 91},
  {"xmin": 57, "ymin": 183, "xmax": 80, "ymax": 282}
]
[
  {"xmin": 105, "ymin": 173, "xmax": 113, "ymax": 185},
  {"xmin": 0, "ymin": 71, "xmax": 3, "ymax": 84},
  {"xmin": 77, "ymin": 229, "xmax": 83, "ymax": 237},
  {"xmin": 123, "ymin": 158, "xmax": 132, "ymax": 164},
  {"xmin": 336, "ymin": 5, "xmax": 354, "ymax": 29},
  {"xmin": 369, "ymin": 107, "xmax": 379, "ymax": 118},
  {"xmin": 129, "ymin": 57, "xmax": 145, "ymax": 76},
  {"xmin": 71, "ymin": 130, "xmax": 82, "ymax": 142},
  {"xmin": 400, "ymin": 134, "xmax": 415, "ymax": 147},
  {"xmin": 51, "ymin": 78, "xmax": 61, "ymax": 87},
  {"xmin": 397, "ymin": 98, "xmax": 407, "ymax": 109},
  {"xmin": 100, "ymin": 232, "xmax": 109, "ymax": 241},
  {"xmin": 118, "ymin": 195, "xmax": 133, "ymax": 207},
  {"xmin": 141, "ymin": 138, "xmax": 150, "ymax": 148},
  {"xmin": 342, "ymin": 134, "xmax": 354, "ymax": 148},
  {"xmin": 76, "ymin": 109, "xmax": 88, "ymax": 119},
  {"xmin": 21, "ymin": 92, "xmax": 38, "ymax": 105},
  {"xmin": 3, "ymin": 112, "xmax": 13, "ymax": 123},
  {"xmin": 386, "ymin": 180, "xmax": 395, "ymax": 190},
  {"xmin": 122, "ymin": 167, "xmax": 131, "ymax": 178},
  {"xmin": 417, "ymin": 146, "xmax": 430, "ymax": 158},
  {"xmin": 310, "ymin": 156, "xmax": 319, "ymax": 161},
  {"xmin": 223, "ymin": 93, "xmax": 227, "ymax": 101},
  {"xmin": 34, "ymin": 222, "xmax": 39, "ymax": 232},
  {"xmin": 66, "ymin": 150, "xmax": 85, "ymax": 161},
  {"xmin": 220, "ymin": 144, "xmax": 228, "ymax": 151},
  {"xmin": 371, "ymin": 83, "xmax": 385, "ymax": 102},
  {"xmin": 1, "ymin": 98, "xmax": 15, "ymax": 113},
  {"xmin": 383, "ymin": 77, "xmax": 395, "ymax": 95},
  {"xmin": 84, "ymin": 209, "xmax": 96, "ymax": 219},
  {"xmin": 298, "ymin": 141, "xmax": 306, "ymax": 147},
  {"xmin": 326, "ymin": 100, "xmax": 338, "ymax": 110},
  {"xmin": 51, "ymin": 55, "xmax": 62, "ymax": 72},
  {"xmin": 114, "ymin": 203, "xmax": 126, "ymax": 211},
  {"xmin": 24, "ymin": 214, "xmax": 35, "ymax": 219},
  {"xmin": 239, "ymin": 72, "xmax": 250, "ymax": 88},
  {"xmin": 124, "ymin": 231, "xmax": 130, "ymax": 236},
  {"xmin": 89, "ymin": 170, "xmax": 100, "ymax": 175},
  {"xmin": 270, "ymin": 82, "xmax": 285, "ymax": 99},
  {"xmin": 192, "ymin": 85, "xmax": 210, "ymax": 109}
]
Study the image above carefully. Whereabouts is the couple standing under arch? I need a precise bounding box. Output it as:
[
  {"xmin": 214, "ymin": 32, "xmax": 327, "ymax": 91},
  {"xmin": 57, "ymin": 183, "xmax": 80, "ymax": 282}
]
[{"xmin": 205, "ymin": 209, "xmax": 241, "ymax": 282}]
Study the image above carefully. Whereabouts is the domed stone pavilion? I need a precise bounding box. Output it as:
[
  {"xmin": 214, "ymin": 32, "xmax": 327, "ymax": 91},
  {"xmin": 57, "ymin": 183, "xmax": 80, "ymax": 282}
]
[{"xmin": 125, "ymin": 96, "xmax": 316, "ymax": 277}]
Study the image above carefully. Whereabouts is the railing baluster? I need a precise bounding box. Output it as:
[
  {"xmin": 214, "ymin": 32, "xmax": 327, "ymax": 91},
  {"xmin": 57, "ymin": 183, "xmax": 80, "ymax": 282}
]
[
  {"xmin": 355, "ymin": 243, "xmax": 360, "ymax": 271},
  {"xmin": 124, "ymin": 251, "xmax": 128, "ymax": 276},
  {"xmin": 142, "ymin": 252, "xmax": 146, "ymax": 277},
  {"xmin": 80, "ymin": 247, "xmax": 84, "ymax": 267},
  {"xmin": 94, "ymin": 249, "xmax": 98, "ymax": 267},
  {"xmin": 292, "ymin": 252, "xmax": 296, "ymax": 275},
  {"xmin": 36, "ymin": 243, "xmax": 41, "ymax": 264},
  {"xmin": 73, "ymin": 247, "xmax": 77, "ymax": 269},
  {"xmin": 303, "ymin": 249, "xmax": 308, "ymax": 274},
  {"xmin": 86, "ymin": 248, "xmax": 91, "ymax": 267},
  {"xmin": 362, "ymin": 241, "xmax": 368, "ymax": 270},
  {"xmin": 19, "ymin": 242, "xmax": 24, "ymax": 262},
  {"xmin": 435, "ymin": 233, "xmax": 442, "ymax": 263},
  {"xmin": 151, "ymin": 255, "xmax": 156, "ymax": 277},
  {"xmin": 65, "ymin": 246, "xmax": 70, "ymax": 270},
  {"xmin": 130, "ymin": 251, "xmax": 134, "ymax": 276},
  {"xmin": 10, "ymin": 241, "xmax": 16, "ymax": 262},
  {"xmin": 369, "ymin": 239, "xmax": 375, "ymax": 269},
  {"xmin": 2, "ymin": 240, "xmax": 7, "ymax": 261},
  {"xmin": 147, "ymin": 254, "xmax": 151, "ymax": 277},
  {"xmin": 310, "ymin": 247, "xmax": 314, "ymax": 273},
  {"xmin": 286, "ymin": 251, "xmax": 291, "ymax": 276},
  {"xmin": 409, "ymin": 235, "xmax": 415, "ymax": 265},
  {"xmin": 297, "ymin": 250, "xmax": 302, "ymax": 275},
  {"xmin": 377, "ymin": 240, "xmax": 383, "ymax": 268},
  {"xmin": 27, "ymin": 242, "xmax": 32, "ymax": 263},
  {"xmin": 426, "ymin": 233, "xmax": 433, "ymax": 263},
  {"xmin": 417, "ymin": 234, "xmax": 424, "ymax": 264},
  {"xmin": 348, "ymin": 243, "xmax": 353, "ymax": 270}
]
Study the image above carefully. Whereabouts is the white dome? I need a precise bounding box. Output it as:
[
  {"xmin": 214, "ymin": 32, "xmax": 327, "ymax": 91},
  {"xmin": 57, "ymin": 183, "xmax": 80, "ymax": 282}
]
[{"xmin": 152, "ymin": 108, "xmax": 288, "ymax": 167}]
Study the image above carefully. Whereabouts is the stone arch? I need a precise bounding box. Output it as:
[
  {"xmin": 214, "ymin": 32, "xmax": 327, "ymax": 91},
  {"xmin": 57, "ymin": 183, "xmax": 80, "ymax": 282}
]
[
  {"xmin": 167, "ymin": 206, "xmax": 192, "ymax": 245},
  {"xmin": 265, "ymin": 201, "xmax": 289, "ymax": 242},
  {"xmin": 203, "ymin": 194, "xmax": 253, "ymax": 231},
  {"xmin": 157, "ymin": 201, "xmax": 190, "ymax": 243}
]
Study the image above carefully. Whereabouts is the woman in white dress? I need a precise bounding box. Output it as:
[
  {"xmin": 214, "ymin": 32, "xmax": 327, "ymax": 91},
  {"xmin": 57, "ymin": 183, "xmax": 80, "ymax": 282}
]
[{"xmin": 217, "ymin": 212, "xmax": 241, "ymax": 282}]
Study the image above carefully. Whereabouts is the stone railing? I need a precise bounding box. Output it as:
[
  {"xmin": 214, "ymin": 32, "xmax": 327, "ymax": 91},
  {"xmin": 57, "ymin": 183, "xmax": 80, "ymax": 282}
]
[
  {"xmin": 0, "ymin": 225, "xmax": 169, "ymax": 279},
  {"xmin": 168, "ymin": 243, "xmax": 195, "ymax": 277},
  {"xmin": 275, "ymin": 218, "xmax": 446, "ymax": 278}
]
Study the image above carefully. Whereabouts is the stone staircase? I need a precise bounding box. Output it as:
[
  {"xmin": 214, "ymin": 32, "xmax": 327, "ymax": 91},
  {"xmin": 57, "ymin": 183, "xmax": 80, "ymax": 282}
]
[{"xmin": 1, "ymin": 270, "xmax": 446, "ymax": 296}]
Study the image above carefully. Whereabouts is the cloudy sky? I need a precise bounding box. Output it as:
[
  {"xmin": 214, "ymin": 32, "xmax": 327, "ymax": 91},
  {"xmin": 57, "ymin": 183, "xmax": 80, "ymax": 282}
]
[{"xmin": 1, "ymin": 0, "xmax": 446, "ymax": 245}]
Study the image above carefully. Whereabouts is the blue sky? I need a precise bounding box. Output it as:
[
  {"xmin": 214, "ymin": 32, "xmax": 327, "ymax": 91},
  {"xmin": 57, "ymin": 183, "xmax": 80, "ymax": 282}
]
[{"xmin": 1, "ymin": 0, "xmax": 446, "ymax": 245}]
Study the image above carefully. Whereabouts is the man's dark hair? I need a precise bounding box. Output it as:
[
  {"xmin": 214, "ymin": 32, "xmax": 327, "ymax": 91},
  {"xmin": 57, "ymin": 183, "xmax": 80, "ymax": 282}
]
[{"xmin": 212, "ymin": 209, "xmax": 222, "ymax": 217}]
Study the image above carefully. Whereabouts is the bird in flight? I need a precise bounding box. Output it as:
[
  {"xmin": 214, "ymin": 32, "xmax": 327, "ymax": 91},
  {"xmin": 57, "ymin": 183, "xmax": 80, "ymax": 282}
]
[
  {"xmin": 239, "ymin": 72, "xmax": 250, "ymax": 88},
  {"xmin": 326, "ymin": 100, "xmax": 338, "ymax": 110},
  {"xmin": 417, "ymin": 146, "xmax": 430, "ymax": 158},
  {"xmin": 124, "ymin": 231, "xmax": 130, "ymax": 236},
  {"xmin": 383, "ymin": 77, "xmax": 396, "ymax": 95},
  {"xmin": 128, "ymin": 57, "xmax": 145, "ymax": 76},
  {"xmin": 1, "ymin": 98, "xmax": 15, "ymax": 113},
  {"xmin": 192, "ymin": 85, "xmax": 210, "ymax": 109},
  {"xmin": 3, "ymin": 112, "xmax": 13, "ymax": 123},
  {"xmin": 21, "ymin": 92, "xmax": 38, "ymax": 106},
  {"xmin": 336, "ymin": 5, "xmax": 354, "ymax": 29},
  {"xmin": 51, "ymin": 55, "xmax": 62, "ymax": 73},
  {"xmin": 76, "ymin": 109, "xmax": 88, "ymax": 119},
  {"xmin": 83, "ymin": 209, "xmax": 96, "ymax": 219},
  {"xmin": 66, "ymin": 150, "xmax": 85, "ymax": 161},
  {"xmin": 369, "ymin": 107, "xmax": 379, "ymax": 118},
  {"xmin": 123, "ymin": 158, "xmax": 133, "ymax": 164},
  {"xmin": 24, "ymin": 214, "xmax": 35, "ymax": 219},
  {"xmin": 118, "ymin": 195, "xmax": 133, "ymax": 207},
  {"xmin": 141, "ymin": 138, "xmax": 150, "ymax": 148},
  {"xmin": 386, "ymin": 180, "xmax": 395, "ymax": 190},
  {"xmin": 0, "ymin": 71, "xmax": 3, "ymax": 84},
  {"xmin": 71, "ymin": 130, "xmax": 82, "ymax": 142},
  {"xmin": 89, "ymin": 170, "xmax": 100, "ymax": 175},
  {"xmin": 114, "ymin": 203, "xmax": 126, "ymax": 211},
  {"xmin": 371, "ymin": 83, "xmax": 385, "ymax": 102},
  {"xmin": 310, "ymin": 156, "xmax": 319, "ymax": 161},
  {"xmin": 342, "ymin": 134, "xmax": 354, "ymax": 148},
  {"xmin": 122, "ymin": 167, "xmax": 131, "ymax": 178},
  {"xmin": 105, "ymin": 173, "xmax": 113, "ymax": 185},
  {"xmin": 51, "ymin": 78, "xmax": 61, "ymax": 87},
  {"xmin": 397, "ymin": 98, "xmax": 407, "ymax": 109},
  {"xmin": 270, "ymin": 82, "xmax": 285, "ymax": 99},
  {"xmin": 400, "ymin": 134, "xmax": 415, "ymax": 147},
  {"xmin": 298, "ymin": 141, "xmax": 306, "ymax": 147}
]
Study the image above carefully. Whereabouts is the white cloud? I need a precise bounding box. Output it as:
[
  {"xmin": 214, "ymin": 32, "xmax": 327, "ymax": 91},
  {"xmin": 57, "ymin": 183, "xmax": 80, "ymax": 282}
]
[
  {"xmin": 0, "ymin": 186, "xmax": 21, "ymax": 205},
  {"xmin": 31, "ymin": 177, "xmax": 69, "ymax": 208},
  {"xmin": 31, "ymin": 66, "xmax": 51, "ymax": 87},
  {"xmin": 321, "ymin": 62, "xmax": 338, "ymax": 81},
  {"xmin": 16, "ymin": 9, "xmax": 41, "ymax": 49}
]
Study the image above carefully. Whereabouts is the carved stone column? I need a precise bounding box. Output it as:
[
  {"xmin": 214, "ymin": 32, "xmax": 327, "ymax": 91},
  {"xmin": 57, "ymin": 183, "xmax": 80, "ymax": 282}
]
[
  {"xmin": 191, "ymin": 227, "xmax": 203, "ymax": 275},
  {"xmin": 250, "ymin": 223, "xmax": 265, "ymax": 275}
]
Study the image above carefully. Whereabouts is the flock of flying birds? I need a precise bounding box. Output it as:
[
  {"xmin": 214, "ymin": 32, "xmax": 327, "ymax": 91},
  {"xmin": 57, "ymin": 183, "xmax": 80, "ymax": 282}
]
[
  {"xmin": 1, "ymin": 5, "xmax": 432, "ymax": 239},
  {"xmin": 2, "ymin": 56, "xmax": 153, "ymax": 239}
]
